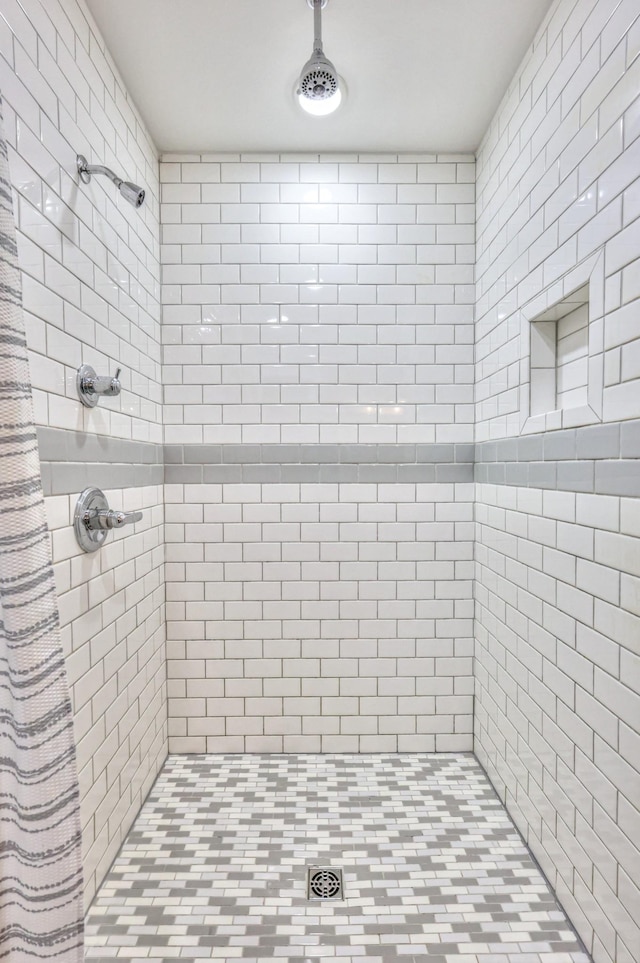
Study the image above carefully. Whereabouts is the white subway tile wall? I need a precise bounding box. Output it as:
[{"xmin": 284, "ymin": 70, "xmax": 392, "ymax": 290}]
[
  {"xmin": 50, "ymin": 483, "xmax": 165, "ymax": 903},
  {"xmin": 475, "ymin": 0, "xmax": 640, "ymax": 442},
  {"xmin": 0, "ymin": 0, "xmax": 166, "ymax": 905},
  {"xmin": 476, "ymin": 483, "xmax": 640, "ymax": 963},
  {"xmin": 475, "ymin": 3, "xmax": 640, "ymax": 963},
  {"xmin": 160, "ymin": 154, "xmax": 475, "ymax": 445},
  {"xmin": 165, "ymin": 479, "xmax": 475, "ymax": 752},
  {"xmin": 2, "ymin": 1, "xmax": 162, "ymax": 443},
  {"xmin": 161, "ymin": 154, "xmax": 476, "ymax": 751}
]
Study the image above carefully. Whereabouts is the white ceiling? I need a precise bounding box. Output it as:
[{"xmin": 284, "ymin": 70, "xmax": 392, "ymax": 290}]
[{"xmin": 85, "ymin": 0, "xmax": 554, "ymax": 155}]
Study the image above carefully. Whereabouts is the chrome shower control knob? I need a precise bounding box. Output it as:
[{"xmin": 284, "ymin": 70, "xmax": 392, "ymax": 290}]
[
  {"xmin": 77, "ymin": 364, "xmax": 122, "ymax": 408},
  {"xmin": 74, "ymin": 488, "xmax": 143, "ymax": 552}
]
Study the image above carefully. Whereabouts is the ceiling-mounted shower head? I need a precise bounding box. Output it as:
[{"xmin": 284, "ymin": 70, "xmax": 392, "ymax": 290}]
[
  {"xmin": 298, "ymin": 50, "xmax": 339, "ymax": 103},
  {"xmin": 76, "ymin": 155, "xmax": 146, "ymax": 209},
  {"xmin": 296, "ymin": 0, "xmax": 343, "ymax": 116}
]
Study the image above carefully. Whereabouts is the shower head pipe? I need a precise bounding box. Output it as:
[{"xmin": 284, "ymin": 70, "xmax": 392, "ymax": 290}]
[
  {"xmin": 76, "ymin": 154, "xmax": 145, "ymax": 208},
  {"xmin": 297, "ymin": 0, "xmax": 341, "ymax": 111},
  {"xmin": 311, "ymin": 0, "xmax": 326, "ymax": 53}
]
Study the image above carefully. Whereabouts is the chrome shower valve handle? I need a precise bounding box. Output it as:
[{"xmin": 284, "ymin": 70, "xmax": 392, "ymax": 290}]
[
  {"xmin": 77, "ymin": 364, "xmax": 122, "ymax": 408},
  {"xmin": 85, "ymin": 508, "xmax": 144, "ymax": 531},
  {"xmin": 74, "ymin": 488, "xmax": 143, "ymax": 552}
]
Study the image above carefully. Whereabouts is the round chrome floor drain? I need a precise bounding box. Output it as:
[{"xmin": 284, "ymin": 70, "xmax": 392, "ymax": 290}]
[{"xmin": 307, "ymin": 866, "xmax": 343, "ymax": 900}]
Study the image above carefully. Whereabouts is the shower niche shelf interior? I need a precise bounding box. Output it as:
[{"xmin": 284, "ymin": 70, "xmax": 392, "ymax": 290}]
[
  {"xmin": 519, "ymin": 251, "xmax": 604, "ymax": 433},
  {"xmin": 530, "ymin": 284, "xmax": 589, "ymax": 416}
]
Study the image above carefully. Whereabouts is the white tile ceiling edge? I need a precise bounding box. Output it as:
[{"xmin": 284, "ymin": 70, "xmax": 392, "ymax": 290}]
[{"xmin": 85, "ymin": 0, "xmax": 554, "ymax": 155}]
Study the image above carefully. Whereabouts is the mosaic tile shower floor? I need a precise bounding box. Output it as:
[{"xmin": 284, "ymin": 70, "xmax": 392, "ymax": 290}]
[{"xmin": 85, "ymin": 754, "xmax": 590, "ymax": 963}]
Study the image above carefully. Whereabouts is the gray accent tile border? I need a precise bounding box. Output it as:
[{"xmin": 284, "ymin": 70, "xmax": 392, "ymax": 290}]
[
  {"xmin": 164, "ymin": 442, "xmax": 475, "ymax": 485},
  {"xmin": 37, "ymin": 427, "xmax": 163, "ymax": 497},
  {"xmin": 164, "ymin": 461, "xmax": 474, "ymax": 485},
  {"xmin": 476, "ymin": 458, "xmax": 640, "ymax": 495},
  {"xmin": 475, "ymin": 419, "xmax": 640, "ymax": 496},
  {"xmin": 37, "ymin": 427, "xmax": 163, "ymax": 465},
  {"xmin": 476, "ymin": 420, "xmax": 640, "ymax": 464},
  {"xmin": 38, "ymin": 420, "xmax": 640, "ymax": 495},
  {"xmin": 164, "ymin": 441, "xmax": 477, "ymax": 466}
]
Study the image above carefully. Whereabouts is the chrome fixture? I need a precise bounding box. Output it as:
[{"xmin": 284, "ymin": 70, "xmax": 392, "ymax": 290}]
[
  {"xmin": 76, "ymin": 154, "xmax": 145, "ymax": 208},
  {"xmin": 296, "ymin": 0, "xmax": 343, "ymax": 116},
  {"xmin": 74, "ymin": 487, "xmax": 143, "ymax": 553},
  {"xmin": 77, "ymin": 364, "xmax": 121, "ymax": 408}
]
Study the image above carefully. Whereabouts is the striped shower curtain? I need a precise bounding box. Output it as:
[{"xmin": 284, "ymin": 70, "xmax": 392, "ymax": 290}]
[{"xmin": 0, "ymin": 101, "xmax": 84, "ymax": 959}]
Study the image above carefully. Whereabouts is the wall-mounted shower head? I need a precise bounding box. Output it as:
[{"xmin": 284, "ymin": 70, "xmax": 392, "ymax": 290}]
[
  {"xmin": 76, "ymin": 154, "xmax": 145, "ymax": 209},
  {"xmin": 118, "ymin": 180, "xmax": 146, "ymax": 208},
  {"xmin": 296, "ymin": 0, "xmax": 343, "ymax": 116}
]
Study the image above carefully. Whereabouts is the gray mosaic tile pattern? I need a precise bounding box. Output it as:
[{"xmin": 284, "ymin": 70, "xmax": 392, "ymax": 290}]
[{"xmin": 85, "ymin": 754, "xmax": 591, "ymax": 963}]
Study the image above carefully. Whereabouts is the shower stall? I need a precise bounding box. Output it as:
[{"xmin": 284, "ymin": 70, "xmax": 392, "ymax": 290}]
[{"xmin": 0, "ymin": 0, "xmax": 638, "ymax": 961}]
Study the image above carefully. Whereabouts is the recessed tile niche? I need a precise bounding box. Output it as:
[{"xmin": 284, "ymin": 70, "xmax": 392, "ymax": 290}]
[
  {"xmin": 520, "ymin": 253, "xmax": 604, "ymax": 433},
  {"xmin": 530, "ymin": 283, "xmax": 589, "ymax": 416}
]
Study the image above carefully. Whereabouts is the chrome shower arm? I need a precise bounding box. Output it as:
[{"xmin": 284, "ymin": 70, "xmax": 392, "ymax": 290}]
[
  {"xmin": 80, "ymin": 161, "xmax": 123, "ymax": 189},
  {"xmin": 76, "ymin": 154, "xmax": 145, "ymax": 208}
]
